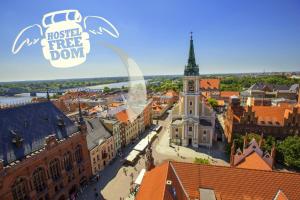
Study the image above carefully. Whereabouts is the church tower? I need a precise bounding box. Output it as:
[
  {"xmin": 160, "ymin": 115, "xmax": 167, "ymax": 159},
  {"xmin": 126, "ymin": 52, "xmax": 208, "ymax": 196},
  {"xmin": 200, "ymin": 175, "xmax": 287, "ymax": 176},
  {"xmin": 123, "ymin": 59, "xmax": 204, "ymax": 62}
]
[
  {"xmin": 170, "ymin": 33, "xmax": 215, "ymax": 148},
  {"xmin": 182, "ymin": 32, "xmax": 200, "ymax": 147}
]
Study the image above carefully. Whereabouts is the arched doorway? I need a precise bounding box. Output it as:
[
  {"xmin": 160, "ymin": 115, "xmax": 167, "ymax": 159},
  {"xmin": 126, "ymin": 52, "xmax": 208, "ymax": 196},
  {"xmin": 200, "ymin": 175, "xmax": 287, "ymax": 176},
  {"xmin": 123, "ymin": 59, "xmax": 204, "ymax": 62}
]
[{"xmin": 69, "ymin": 185, "xmax": 77, "ymax": 200}]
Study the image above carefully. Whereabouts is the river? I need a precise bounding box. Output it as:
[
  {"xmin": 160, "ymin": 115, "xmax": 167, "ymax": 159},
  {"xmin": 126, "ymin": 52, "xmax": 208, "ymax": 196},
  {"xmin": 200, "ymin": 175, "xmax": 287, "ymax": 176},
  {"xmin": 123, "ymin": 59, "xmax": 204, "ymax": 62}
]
[{"xmin": 0, "ymin": 80, "xmax": 148, "ymax": 105}]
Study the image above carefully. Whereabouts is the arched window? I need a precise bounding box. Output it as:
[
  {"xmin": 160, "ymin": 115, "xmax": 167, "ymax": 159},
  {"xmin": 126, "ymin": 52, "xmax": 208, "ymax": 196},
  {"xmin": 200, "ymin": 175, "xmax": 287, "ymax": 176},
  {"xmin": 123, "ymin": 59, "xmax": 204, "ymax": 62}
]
[
  {"xmin": 63, "ymin": 151, "xmax": 73, "ymax": 171},
  {"xmin": 32, "ymin": 167, "xmax": 47, "ymax": 193},
  {"xmin": 75, "ymin": 145, "xmax": 83, "ymax": 164},
  {"xmin": 12, "ymin": 178, "xmax": 29, "ymax": 200},
  {"xmin": 49, "ymin": 158, "xmax": 61, "ymax": 181}
]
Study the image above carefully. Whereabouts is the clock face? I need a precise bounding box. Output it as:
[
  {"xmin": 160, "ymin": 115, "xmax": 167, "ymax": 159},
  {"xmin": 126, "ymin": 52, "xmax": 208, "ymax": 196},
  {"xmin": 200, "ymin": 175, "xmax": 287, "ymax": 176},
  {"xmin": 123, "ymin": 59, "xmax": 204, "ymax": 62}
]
[{"xmin": 188, "ymin": 80, "xmax": 195, "ymax": 92}]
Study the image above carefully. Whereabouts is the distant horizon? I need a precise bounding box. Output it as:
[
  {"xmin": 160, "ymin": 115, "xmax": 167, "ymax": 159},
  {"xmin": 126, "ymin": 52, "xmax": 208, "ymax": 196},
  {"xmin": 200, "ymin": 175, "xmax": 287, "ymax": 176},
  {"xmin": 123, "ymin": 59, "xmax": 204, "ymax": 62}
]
[{"xmin": 1, "ymin": 70, "xmax": 300, "ymax": 83}]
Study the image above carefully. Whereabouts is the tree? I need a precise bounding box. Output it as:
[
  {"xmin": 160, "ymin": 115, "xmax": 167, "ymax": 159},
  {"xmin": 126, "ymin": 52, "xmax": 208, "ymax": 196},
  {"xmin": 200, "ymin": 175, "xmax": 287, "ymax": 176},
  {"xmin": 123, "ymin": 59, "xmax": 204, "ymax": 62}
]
[
  {"xmin": 277, "ymin": 136, "xmax": 300, "ymax": 169},
  {"xmin": 103, "ymin": 86, "xmax": 110, "ymax": 93},
  {"xmin": 207, "ymin": 98, "xmax": 218, "ymax": 109}
]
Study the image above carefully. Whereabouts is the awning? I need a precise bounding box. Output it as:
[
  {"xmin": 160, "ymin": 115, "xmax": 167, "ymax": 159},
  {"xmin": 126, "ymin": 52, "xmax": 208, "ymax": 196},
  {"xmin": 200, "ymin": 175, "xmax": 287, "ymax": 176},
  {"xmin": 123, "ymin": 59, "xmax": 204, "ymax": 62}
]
[{"xmin": 134, "ymin": 168, "xmax": 146, "ymax": 185}]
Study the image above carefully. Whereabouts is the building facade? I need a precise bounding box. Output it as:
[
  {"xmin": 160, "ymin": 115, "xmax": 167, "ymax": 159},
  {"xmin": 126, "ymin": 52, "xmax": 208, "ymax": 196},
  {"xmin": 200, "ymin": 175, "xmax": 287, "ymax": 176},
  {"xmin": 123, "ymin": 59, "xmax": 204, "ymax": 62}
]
[
  {"xmin": 85, "ymin": 118, "xmax": 116, "ymax": 175},
  {"xmin": 224, "ymin": 96, "xmax": 300, "ymax": 142},
  {"xmin": 0, "ymin": 102, "xmax": 92, "ymax": 200},
  {"xmin": 170, "ymin": 34, "xmax": 215, "ymax": 147}
]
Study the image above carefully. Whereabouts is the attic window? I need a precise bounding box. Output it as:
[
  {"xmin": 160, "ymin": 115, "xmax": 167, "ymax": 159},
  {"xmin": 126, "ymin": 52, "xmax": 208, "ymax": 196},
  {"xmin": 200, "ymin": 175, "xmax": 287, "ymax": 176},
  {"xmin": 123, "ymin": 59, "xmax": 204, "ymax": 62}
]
[
  {"xmin": 57, "ymin": 116, "xmax": 65, "ymax": 127},
  {"xmin": 252, "ymin": 145, "xmax": 256, "ymax": 149},
  {"xmin": 10, "ymin": 130, "xmax": 24, "ymax": 148},
  {"xmin": 88, "ymin": 121, "xmax": 94, "ymax": 129}
]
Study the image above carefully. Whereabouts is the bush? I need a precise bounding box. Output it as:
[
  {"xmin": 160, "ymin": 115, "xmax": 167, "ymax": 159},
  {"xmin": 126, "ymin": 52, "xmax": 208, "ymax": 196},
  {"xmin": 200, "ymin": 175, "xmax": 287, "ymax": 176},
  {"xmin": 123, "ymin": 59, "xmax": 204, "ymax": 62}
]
[{"xmin": 194, "ymin": 157, "xmax": 210, "ymax": 165}]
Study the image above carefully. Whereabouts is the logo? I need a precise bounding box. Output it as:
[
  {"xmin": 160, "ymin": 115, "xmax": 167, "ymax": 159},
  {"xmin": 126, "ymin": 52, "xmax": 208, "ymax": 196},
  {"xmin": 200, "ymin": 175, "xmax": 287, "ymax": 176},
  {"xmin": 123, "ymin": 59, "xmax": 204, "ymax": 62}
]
[{"xmin": 12, "ymin": 9, "xmax": 119, "ymax": 68}]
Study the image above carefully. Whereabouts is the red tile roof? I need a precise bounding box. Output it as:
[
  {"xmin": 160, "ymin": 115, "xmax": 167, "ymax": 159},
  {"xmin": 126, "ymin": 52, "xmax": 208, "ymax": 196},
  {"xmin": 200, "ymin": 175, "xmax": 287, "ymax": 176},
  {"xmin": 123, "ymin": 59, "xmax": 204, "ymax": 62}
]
[
  {"xmin": 115, "ymin": 110, "xmax": 129, "ymax": 123},
  {"xmin": 136, "ymin": 161, "xmax": 300, "ymax": 200},
  {"xmin": 200, "ymin": 79, "xmax": 220, "ymax": 90},
  {"xmin": 236, "ymin": 151, "xmax": 272, "ymax": 171},
  {"xmin": 220, "ymin": 91, "xmax": 240, "ymax": 98},
  {"xmin": 135, "ymin": 162, "xmax": 170, "ymax": 200}
]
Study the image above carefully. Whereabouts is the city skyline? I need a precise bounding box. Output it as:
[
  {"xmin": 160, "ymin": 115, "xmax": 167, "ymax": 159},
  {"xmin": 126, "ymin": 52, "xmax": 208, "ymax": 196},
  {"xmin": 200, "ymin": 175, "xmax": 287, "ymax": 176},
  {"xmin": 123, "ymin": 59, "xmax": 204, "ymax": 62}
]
[{"xmin": 1, "ymin": 0, "xmax": 300, "ymax": 82}]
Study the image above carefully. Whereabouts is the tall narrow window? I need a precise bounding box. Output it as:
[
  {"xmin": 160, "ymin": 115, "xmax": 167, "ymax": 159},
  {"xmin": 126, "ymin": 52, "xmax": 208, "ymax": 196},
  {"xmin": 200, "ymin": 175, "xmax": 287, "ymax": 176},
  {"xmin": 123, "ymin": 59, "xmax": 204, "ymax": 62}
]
[
  {"xmin": 189, "ymin": 126, "xmax": 193, "ymax": 131},
  {"xmin": 63, "ymin": 151, "xmax": 73, "ymax": 171},
  {"xmin": 49, "ymin": 158, "xmax": 61, "ymax": 181},
  {"xmin": 75, "ymin": 145, "xmax": 83, "ymax": 164},
  {"xmin": 12, "ymin": 178, "xmax": 29, "ymax": 200},
  {"xmin": 32, "ymin": 167, "xmax": 47, "ymax": 193}
]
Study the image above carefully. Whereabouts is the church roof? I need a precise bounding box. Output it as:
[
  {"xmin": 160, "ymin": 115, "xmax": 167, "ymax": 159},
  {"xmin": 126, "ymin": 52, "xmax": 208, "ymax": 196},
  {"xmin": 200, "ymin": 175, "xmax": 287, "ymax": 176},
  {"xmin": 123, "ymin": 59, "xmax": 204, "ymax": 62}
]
[
  {"xmin": 236, "ymin": 151, "xmax": 272, "ymax": 171},
  {"xmin": 184, "ymin": 33, "xmax": 199, "ymax": 76},
  {"xmin": 0, "ymin": 102, "xmax": 78, "ymax": 166}
]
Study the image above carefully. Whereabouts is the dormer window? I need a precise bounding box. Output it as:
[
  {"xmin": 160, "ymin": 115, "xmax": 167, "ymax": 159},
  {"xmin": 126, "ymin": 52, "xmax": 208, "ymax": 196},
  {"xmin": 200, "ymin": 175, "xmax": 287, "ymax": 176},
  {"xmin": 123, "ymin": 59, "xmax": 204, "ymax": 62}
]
[
  {"xmin": 57, "ymin": 116, "xmax": 65, "ymax": 127},
  {"xmin": 10, "ymin": 130, "xmax": 24, "ymax": 148}
]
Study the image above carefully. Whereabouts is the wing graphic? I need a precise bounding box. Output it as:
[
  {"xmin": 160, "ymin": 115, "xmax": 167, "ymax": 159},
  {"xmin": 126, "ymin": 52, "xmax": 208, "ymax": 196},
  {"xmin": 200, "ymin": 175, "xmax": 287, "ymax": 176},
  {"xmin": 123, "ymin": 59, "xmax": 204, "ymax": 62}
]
[
  {"xmin": 12, "ymin": 24, "xmax": 43, "ymax": 54},
  {"xmin": 83, "ymin": 16, "xmax": 119, "ymax": 38}
]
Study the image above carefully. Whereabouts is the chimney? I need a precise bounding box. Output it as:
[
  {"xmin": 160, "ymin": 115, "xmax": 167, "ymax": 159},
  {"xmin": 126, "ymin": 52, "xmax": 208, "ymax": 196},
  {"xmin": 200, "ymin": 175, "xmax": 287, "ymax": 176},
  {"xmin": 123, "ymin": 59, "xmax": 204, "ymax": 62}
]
[
  {"xmin": 271, "ymin": 145, "xmax": 276, "ymax": 168},
  {"xmin": 259, "ymin": 133, "xmax": 264, "ymax": 148},
  {"xmin": 243, "ymin": 133, "xmax": 248, "ymax": 151},
  {"xmin": 230, "ymin": 141, "xmax": 235, "ymax": 167}
]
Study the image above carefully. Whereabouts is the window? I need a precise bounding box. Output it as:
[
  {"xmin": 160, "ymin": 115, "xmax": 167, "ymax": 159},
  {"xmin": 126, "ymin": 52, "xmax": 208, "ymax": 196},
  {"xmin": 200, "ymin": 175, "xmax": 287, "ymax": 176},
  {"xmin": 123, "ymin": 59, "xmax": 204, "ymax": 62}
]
[
  {"xmin": 175, "ymin": 128, "xmax": 178, "ymax": 132},
  {"xmin": 75, "ymin": 145, "xmax": 83, "ymax": 164},
  {"xmin": 189, "ymin": 126, "xmax": 192, "ymax": 131},
  {"xmin": 189, "ymin": 110, "xmax": 192, "ymax": 114},
  {"xmin": 12, "ymin": 178, "xmax": 29, "ymax": 200},
  {"xmin": 190, "ymin": 101, "xmax": 192, "ymax": 106},
  {"xmin": 32, "ymin": 167, "xmax": 47, "ymax": 193},
  {"xmin": 49, "ymin": 158, "xmax": 61, "ymax": 181},
  {"xmin": 63, "ymin": 151, "xmax": 73, "ymax": 171}
]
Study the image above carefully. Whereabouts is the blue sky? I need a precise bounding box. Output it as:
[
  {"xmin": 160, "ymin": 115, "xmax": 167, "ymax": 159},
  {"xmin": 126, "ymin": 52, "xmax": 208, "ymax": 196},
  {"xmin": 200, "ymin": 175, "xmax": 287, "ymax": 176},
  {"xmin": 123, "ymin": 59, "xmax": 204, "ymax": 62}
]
[{"xmin": 0, "ymin": 0, "xmax": 300, "ymax": 82}]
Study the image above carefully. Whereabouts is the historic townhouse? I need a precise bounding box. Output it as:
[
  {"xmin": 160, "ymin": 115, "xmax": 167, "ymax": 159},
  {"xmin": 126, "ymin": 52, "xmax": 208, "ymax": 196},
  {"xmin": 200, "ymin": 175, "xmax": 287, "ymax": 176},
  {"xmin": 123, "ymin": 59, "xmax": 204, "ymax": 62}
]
[
  {"xmin": 0, "ymin": 102, "xmax": 92, "ymax": 200},
  {"xmin": 170, "ymin": 34, "xmax": 215, "ymax": 147},
  {"xmin": 85, "ymin": 118, "xmax": 115, "ymax": 175}
]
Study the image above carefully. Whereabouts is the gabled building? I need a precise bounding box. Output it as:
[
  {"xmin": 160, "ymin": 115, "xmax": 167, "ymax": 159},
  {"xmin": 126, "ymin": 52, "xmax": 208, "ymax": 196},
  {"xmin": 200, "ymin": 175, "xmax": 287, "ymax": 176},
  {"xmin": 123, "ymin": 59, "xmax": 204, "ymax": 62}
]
[
  {"xmin": 224, "ymin": 96, "xmax": 300, "ymax": 142},
  {"xmin": 0, "ymin": 102, "xmax": 92, "ymax": 200},
  {"xmin": 170, "ymin": 34, "xmax": 215, "ymax": 147},
  {"xmin": 136, "ymin": 161, "xmax": 300, "ymax": 200},
  {"xmin": 86, "ymin": 117, "xmax": 115, "ymax": 175},
  {"xmin": 230, "ymin": 136, "xmax": 275, "ymax": 171}
]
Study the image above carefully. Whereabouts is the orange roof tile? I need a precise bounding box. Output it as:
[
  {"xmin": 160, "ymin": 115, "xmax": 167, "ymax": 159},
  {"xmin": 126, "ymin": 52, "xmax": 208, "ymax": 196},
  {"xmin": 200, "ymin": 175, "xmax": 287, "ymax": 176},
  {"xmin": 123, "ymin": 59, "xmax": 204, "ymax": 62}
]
[
  {"xmin": 137, "ymin": 161, "xmax": 300, "ymax": 200},
  {"xmin": 115, "ymin": 110, "xmax": 129, "ymax": 123},
  {"xmin": 135, "ymin": 162, "xmax": 169, "ymax": 200},
  {"xmin": 165, "ymin": 90, "xmax": 178, "ymax": 97},
  {"xmin": 217, "ymin": 100, "xmax": 225, "ymax": 106},
  {"xmin": 236, "ymin": 151, "xmax": 272, "ymax": 171},
  {"xmin": 200, "ymin": 79, "xmax": 220, "ymax": 90},
  {"xmin": 220, "ymin": 91, "xmax": 240, "ymax": 98},
  {"xmin": 274, "ymin": 190, "xmax": 289, "ymax": 200}
]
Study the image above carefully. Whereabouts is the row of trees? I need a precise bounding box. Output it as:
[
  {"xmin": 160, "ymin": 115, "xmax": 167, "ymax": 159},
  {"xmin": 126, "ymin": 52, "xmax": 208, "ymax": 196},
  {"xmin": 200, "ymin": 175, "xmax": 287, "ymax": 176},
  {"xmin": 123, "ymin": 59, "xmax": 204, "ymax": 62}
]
[
  {"xmin": 229, "ymin": 133, "xmax": 300, "ymax": 170},
  {"xmin": 220, "ymin": 75, "xmax": 300, "ymax": 91}
]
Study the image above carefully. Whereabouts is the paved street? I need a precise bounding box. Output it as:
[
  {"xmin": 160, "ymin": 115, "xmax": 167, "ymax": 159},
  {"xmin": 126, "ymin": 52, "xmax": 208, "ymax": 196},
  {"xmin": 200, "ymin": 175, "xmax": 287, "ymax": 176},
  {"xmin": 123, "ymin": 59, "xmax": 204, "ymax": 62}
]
[{"xmin": 78, "ymin": 111, "xmax": 229, "ymax": 200}]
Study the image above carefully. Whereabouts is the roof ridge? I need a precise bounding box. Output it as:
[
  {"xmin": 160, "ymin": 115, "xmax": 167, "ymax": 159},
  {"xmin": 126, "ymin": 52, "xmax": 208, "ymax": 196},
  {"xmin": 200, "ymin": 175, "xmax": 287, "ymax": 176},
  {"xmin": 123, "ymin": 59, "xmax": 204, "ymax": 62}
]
[
  {"xmin": 169, "ymin": 162, "xmax": 190, "ymax": 199},
  {"xmin": 170, "ymin": 161, "xmax": 300, "ymax": 175}
]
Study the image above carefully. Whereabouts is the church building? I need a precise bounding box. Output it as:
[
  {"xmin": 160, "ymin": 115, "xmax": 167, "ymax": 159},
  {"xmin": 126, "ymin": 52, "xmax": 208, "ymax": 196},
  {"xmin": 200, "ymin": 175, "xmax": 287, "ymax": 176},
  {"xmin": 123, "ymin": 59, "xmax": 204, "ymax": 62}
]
[{"xmin": 170, "ymin": 34, "xmax": 215, "ymax": 147}]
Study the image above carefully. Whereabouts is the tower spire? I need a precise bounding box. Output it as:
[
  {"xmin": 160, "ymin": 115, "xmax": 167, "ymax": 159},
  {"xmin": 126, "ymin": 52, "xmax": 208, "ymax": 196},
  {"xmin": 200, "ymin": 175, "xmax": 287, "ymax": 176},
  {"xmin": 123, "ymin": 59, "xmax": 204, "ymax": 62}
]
[
  {"xmin": 78, "ymin": 94, "xmax": 84, "ymax": 125},
  {"xmin": 184, "ymin": 32, "xmax": 199, "ymax": 76},
  {"xmin": 46, "ymin": 89, "xmax": 50, "ymax": 101}
]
